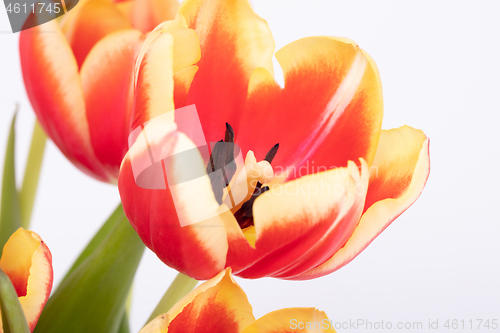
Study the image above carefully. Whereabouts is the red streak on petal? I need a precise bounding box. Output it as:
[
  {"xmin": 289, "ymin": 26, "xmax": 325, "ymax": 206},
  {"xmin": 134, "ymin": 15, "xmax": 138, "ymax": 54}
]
[{"xmin": 167, "ymin": 294, "xmax": 240, "ymax": 333}]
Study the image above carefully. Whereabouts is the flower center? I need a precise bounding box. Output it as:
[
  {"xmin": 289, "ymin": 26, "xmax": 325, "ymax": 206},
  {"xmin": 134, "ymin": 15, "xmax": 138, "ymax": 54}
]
[{"xmin": 206, "ymin": 123, "xmax": 279, "ymax": 229}]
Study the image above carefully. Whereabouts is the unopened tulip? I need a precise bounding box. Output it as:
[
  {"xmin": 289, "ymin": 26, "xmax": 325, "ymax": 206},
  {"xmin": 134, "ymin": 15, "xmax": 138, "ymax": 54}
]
[{"xmin": 20, "ymin": 0, "xmax": 179, "ymax": 182}]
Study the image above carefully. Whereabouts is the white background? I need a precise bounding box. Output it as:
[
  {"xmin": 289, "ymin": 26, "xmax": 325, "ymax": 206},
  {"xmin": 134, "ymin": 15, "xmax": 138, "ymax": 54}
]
[{"xmin": 1, "ymin": 1, "xmax": 499, "ymax": 332}]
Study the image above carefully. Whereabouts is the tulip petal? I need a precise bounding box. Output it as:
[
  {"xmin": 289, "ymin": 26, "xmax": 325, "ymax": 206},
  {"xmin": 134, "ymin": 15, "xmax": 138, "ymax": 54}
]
[
  {"xmin": 363, "ymin": 126, "xmax": 429, "ymax": 212},
  {"xmin": 61, "ymin": 0, "xmax": 132, "ymax": 68},
  {"xmin": 125, "ymin": 29, "xmax": 227, "ymax": 279},
  {"xmin": 293, "ymin": 126, "xmax": 430, "ymax": 279},
  {"xmin": 238, "ymin": 37, "xmax": 383, "ymax": 177},
  {"xmin": 135, "ymin": 20, "xmax": 200, "ymax": 78},
  {"xmin": 119, "ymin": 120, "xmax": 229, "ymax": 280},
  {"xmin": 225, "ymin": 161, "xmax": 368, "ymax": 279},
  {"xmin": 131, "ymin": 33, "xmax": 175, "ymax": 131},
  {"xmin": 20, "ymin": 21, "xmax": 109, "ymax": 182},
  {"xmin": 142, "ymin": 269, "xmax": 255, "ymax": 333},
  {"xmin": 0, "ymin": 228, "xmax": 53, "ymax": 332},
  {"xmin": 241, "ymin": 308, "xmax": 335, "ymax": 333},
  {"xmin": 130, "ymin": 0, "xmax": 178, "ymax": 33},
  {"xmin": 80, "ymin": 29, "xmax": 144, "ymax": 180},
  {"xmin": 131, "ymin": 20, "xmax": 202, "ymax": 139},
  {"xmin": 174, "ymin": 65, "xmax": 198, "ymax": 108},
  {"xmin": 132, "ymin": 19, "xmax": 200, "ymax": 123},
  {"xmin": 177, "ymin": 0, "xmax": 275, "ymax": 143},
  {"xmin": 140, "ymin": 314, "xmax": 169, "ymax": 333}
]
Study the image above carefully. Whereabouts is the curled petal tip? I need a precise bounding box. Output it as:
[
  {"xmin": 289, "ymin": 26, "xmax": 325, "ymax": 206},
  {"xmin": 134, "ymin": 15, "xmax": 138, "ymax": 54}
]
[{"xmin": 0, "ymin": 228, "xmax": 53, "ymax": 331}]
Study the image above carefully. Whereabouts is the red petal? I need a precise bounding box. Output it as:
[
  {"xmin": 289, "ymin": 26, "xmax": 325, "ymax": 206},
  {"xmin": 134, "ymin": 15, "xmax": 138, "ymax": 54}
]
[
  {"xmin": 142, "ymin": 269, "xmax": 255, "ymax": 333},
  {"xmin": 293, "ymin": 126, "xmax": 430, "ymax": 279},
  {"xmin": 131, "ymin": 19, "xmax": 200, "ymax": 135},
  {"xmin": 129, "ymin": 0, "xmax": 178, "ymax": 33},
  {"xmin": 20, "ymin": 21, "xmax": 109, "ymax": 182},
  {"xmin": 61, "ymin": 0, "xmax": 132, "ymax": 68},
  {"xmin": 238, "ymin": 37, "xmax": 383, "ymax": 178},
  {"xmin": 119, "ymin": 119, "xmax": 229, "ymax": 280},
  {"xmin": 81, "ymin": 29, "xmax": 144, "ymax": 179},
  {"xmin": 225, "ymin": 161, "xmax": 368, "ymax": 279},
  {"xmin": 177, "ymin": 0, "xmax": 275, "ymax": 143},
  {"xmin": 131, "ymin": 32, "xmax": 176, "ymax": 131}
]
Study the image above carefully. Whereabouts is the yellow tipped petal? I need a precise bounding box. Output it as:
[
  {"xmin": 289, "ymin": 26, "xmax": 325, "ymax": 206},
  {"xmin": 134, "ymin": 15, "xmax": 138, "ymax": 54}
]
[
  {"xmin": 141, "ymin": 269, "xmax": 255, "ymax": 333},
  {"xmin": 0, "ymin": 228, "xmax": 53, "ymax": 331},
  {"xmin": 295, "ymin": 126, "xmax": 430, "ymax": 279},
  {"xmin": 174, "ymin": 0, "xmax": 275, "ymax": 143},
  {"xmin": 131, "ymin": 33, "xmax": 175, "ymax": 130},
  {"xmin": 240, "ymin": 36, "xmax": 383, "ymax": 174},
  {"xmin": 241, "ymin": 308, "xmax": 335, "ymax": 333}
]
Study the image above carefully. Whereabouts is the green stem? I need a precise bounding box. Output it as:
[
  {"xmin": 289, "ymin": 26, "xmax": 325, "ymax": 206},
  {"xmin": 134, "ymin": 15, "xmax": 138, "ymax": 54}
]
[
  {"xmin": 34, "ymin": 204, "xmax": 145, "ymax": 333},
  {"xmin": 146, "ymin": 273, "xmax": 198, "ymax": 324},
  {"xmin": 0, "ymin": 268, "xmax": 30, "ymax": 333},
  {"xmin": 117, "ymin": 312, "xmax": 130, "ymax": 333},
  {"xmin": 19, "ymin": 120, "xmax": 46, "ymax": 229},
  {"xmin": 116, "ymin": 284, "xmax": 133, "ymax": 333},
  {"xmin": 0, "ymin": 112, "xmax": 21, "ymax": 252}
]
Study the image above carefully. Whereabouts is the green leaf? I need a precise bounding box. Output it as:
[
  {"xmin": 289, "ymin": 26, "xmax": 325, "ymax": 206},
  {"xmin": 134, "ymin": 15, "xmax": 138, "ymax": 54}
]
[
  {"xmin": 19, "ymin": 120, "xmax": 46, "ymax": 229},
  {"xmin": 61, "ymin": 204, "xmax": 125, "ymax": 284},
  {"xmin": 59, "ymin": 205, "xmax": 134, "ymax": 333},
  {"xmin": 117, "ymin": 284, "xmax": 133, "ymax": 333},
  {"xmin": 33, "ymin": 204, "xmax": 145, "ymax": 333},
  {"xmin": 0, "ymin": 268, "xmax": 30, "ymax": 333},
  {"xmin": 117, "ymin": 312, "xmax": 130, "ymax": 333},
  {"xmin": 0, "ymin": 111, "xmax": 21, "ymax": 252},
  {"xmin": 146, "ymin": 273, "xmax": 198, "ymax": 324}
]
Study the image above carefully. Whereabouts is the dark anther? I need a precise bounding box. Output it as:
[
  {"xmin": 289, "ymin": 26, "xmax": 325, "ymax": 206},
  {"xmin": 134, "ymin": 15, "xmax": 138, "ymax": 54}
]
[
  {"xmin": 234, "ymin": 144, "xmax": 279, "ymax": 229},
  {"xmin": 206, "ymin": 124, "xmax": 237, "ymax": 204},
  {"xmin": 206, "ymin": 122, "xmax": 280, "ymax": 229},
  {"xmin": 234, "ymin": 186, "xmax": 270, "ymax": 228},
  {"xmin": 224, "ymin": 122, "xmax": 235, "ymax": 143},
  {"xmin": 264, "ymin": 143, "xmax": 279, "ymax": 163}
]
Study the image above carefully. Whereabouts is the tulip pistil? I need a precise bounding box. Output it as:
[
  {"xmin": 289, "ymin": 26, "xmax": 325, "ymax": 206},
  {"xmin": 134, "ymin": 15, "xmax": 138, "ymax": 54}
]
[
  {"xmin": 206, "ymin": 124, "xmax": 279, "ymax": 229},
  {"xmin": 234, "ymin": 143, "xmax": 279, "ymax": 229}
]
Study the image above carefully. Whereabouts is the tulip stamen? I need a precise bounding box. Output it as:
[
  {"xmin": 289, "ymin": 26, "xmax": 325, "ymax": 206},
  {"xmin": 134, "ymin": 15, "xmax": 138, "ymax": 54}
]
[
  {"xmin": 234, "ymin": 143, "xmax": 279, "ymax": 229},
  {"xmin": 206, "ymin": 123, "xmax": 237, "ymax": 204},
  {"xmin": 264, "ymin": 143, "xmax": 279, "ymax": 163},
  {"xmin": 205, "ymin": 123, "xmax": 279, "ymax": 228}
]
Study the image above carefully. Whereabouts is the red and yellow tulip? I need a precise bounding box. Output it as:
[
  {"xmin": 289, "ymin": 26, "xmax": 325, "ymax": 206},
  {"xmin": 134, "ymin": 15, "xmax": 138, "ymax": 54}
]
[
  {"xmin": 0, "ymin": 228, "xmax": 53, "ymax": 332},
  {"xmin": 19, "ymin": 0, "xmax": 179, "ymax": 183},
  {"xmin": 141, "ymin": 268, "xmax": 335, "ymax": 333},
  {"xmin": 118, "ymin": 0, "xmax": 430, "ymax": 280}
]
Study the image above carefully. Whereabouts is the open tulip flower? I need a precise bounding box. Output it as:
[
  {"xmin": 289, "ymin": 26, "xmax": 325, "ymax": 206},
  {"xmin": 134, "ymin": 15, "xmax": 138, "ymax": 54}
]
[
  {"xmin": 118, "ymin": 0, "xmax": 430, "ymax": 280},
  {"xmin": 141, "ymin": 268, "xmax": 335, "ymax": 333},
  {"xmin": 19, "ymin": 0, "xmax": 179, "ymax": 183},
  {"xmin": 0, "ymin": 228, "xmax": 53, "ymax": 332}
]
